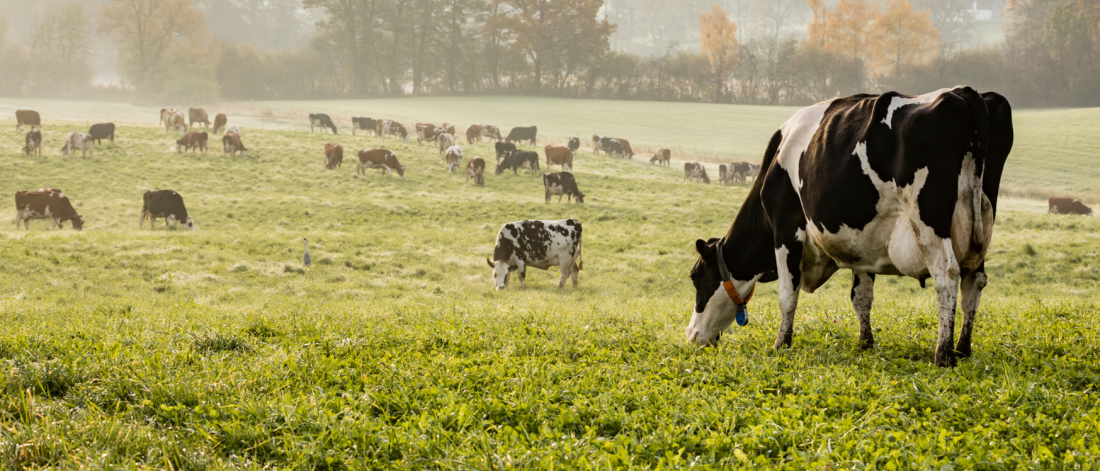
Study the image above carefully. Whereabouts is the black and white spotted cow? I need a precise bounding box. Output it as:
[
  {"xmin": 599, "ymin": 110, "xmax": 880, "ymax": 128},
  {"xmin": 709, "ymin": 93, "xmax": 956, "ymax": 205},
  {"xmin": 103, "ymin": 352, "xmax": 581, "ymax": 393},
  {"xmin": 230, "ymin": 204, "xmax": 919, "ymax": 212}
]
[
  {"xmin": 486, "ymin": 219, "xmax": 583, "ymax": 289},
  {"xmin": 685, "ymin": 87, "xmax": 1013, "ymax": 367}
]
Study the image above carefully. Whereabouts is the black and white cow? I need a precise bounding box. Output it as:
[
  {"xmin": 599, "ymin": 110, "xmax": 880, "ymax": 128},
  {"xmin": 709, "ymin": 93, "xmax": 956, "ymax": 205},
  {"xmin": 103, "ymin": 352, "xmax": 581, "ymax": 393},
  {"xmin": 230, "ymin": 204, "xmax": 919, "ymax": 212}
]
[
  {"xmin": 487, "ymin": 219, "xmax": 583, "ymax": 289},
  {"xmin": 140, "ymin": 190, "xmax": 195, "ymax": 230},
  {"xmin": 352, "ymin": 117, "xmax": 376, "ymax": 135},
  {"xmin": 309, "ymin": 113, "xmax": 338, "ymax": 134},
  {"xmin": 685, "ymin": 87, "xmax": 1013, "ymax": 367},
  {"xmin": 88, "ymin": 123, "xmax": 115, "ymax": 145},
  {"xmin": 496, "ymin": 150, "xmax": 540, "ymax": 175},
  {"xmin": 568, "ymin": 137, "xmax": 580, "ymax": 153},
  {"xmin": 543, "ymin": 172, "xmax": 585, "ymax": 203},
  {"xmin": 495, "ymin": 141, "xmax": 516, "ymax": 162}
]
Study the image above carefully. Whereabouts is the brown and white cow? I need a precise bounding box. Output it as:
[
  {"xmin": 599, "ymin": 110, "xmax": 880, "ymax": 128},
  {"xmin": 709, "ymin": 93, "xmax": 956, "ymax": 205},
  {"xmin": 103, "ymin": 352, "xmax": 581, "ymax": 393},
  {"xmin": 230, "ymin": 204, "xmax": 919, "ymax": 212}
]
[
  {"xmin": 684, "ymin": 162, "xmax": 709, "ymax": 184},
  {"xmin": 189, "ymin": 108, "xmax": 210, "ymax": 128},
  {"xmin": 466, "ymin": 157, "xmax": 485, "ymax": 186},
  {"xmin": 176, "ymin": 131, "xmax": 208, "ymax": 154},
  {"xmin": 1048, "ymin": 197, "xmax": 1094, "ymax": 216},
  {"xmin": 325, "ymin": 143, "xmax": 344, "ymax": 169},
  {"xmin": 357, "ymin": 149, "xmax": 405, "ymax": 177},
  {"xmin": 466, "ymin": 125, "xmax": 483, "ymax": 144},
  {"xmin": 160, "ymin": 108, "xmax": 175, "ymax": 127},
  {"xmin": 544, "ymin": 145, "xmax": 574, "ymax": 172},
  {"xmin": 651, "ymin": 148, "xmax": 671, "ymax": 166},
  {"xmin": 441, "ymin": 123, "xmax": 456, "ymax": 135},
  {"xmin": 213, "ymin": 113, "xmax": 227, "ymax": 134},
  {"xmin": 61, "ymin": 132, "xmax": 93, "ymax": 158},
  {"xmin": 416, "ymin": 123, "xmax": 445, "ymax": 145},
  {"xmin": 15, "ymin": 110, "xmax": 41, "ymax": 132},
  {"xmin": 14, "ymin": 189, "xmax": 83, "ymax": 230},
  {"xmin": 445, "ymin": 146, "xmax": 464, "ymax": 173},
  {"xmin": 222, "ymin": 133, "xmax": 248, "ymax": 157},
  {"xmin": 166, "ymin": 111, "xmax": 187, "ymax": 134},
  {"xmin": 224, "ymin": 125, "xmax": 241, "ymax": 136}
]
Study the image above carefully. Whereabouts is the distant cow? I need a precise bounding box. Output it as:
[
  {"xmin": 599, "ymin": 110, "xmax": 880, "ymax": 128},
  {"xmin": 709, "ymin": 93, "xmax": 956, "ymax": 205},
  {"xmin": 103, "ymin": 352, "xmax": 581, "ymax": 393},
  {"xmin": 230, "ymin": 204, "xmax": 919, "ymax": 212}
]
[
  {"xmin": 23, "ymin": 130, "xmax": 41, "ymax": 156},
  {"xmin": 466, "ymin": 125, "xmax": 483, "ymax": 144},
  {"xmin": 166, "ymin": 111, "xmax": 187, "ymax": 134},
  {"xmin": 61, "ymin": 132, "xmax": 93, "ymax": 158},
  {"xmin": 441, "ymin": 123, "xmax": 456, "ymax": 135},
  {"xmin": 651, "ymin": 148, "xmax": 671, "ymax": 166},
  {"xmin": 1048, "ymin": 197, "xmax": 1093, "ymax": 216},
  {"xmin": 222, "ymin": 133, "xmax": 248, "ymax": 157},
  {"xmin": 466, "ymin": 157, "xmax": 485, "ymax": 186},
  {"xmin": 495, "ymin": 141, "xmax": 516, "ymax": 162},
  {"xmin": 544, "ymin": 145, "xmax": 573, "ymax": 171},
  {"xmin": 188, "ymin": 108, "xmax": 210, "ymax": 128},
  {"xmin": 568, "ymin": 137, "xmax": 580, "ymax": 153},
  {"xmin": 506, "ymin": 126, "xmax": 537, "ymax": 145},
  {"xmin": 224, "ymin": 125, "xmax": 241, "ymax": 136},
  {"xmin": 309, "ymin": 113, "xmax": 337, "ymax": 134},
  {"xmin": 14, "ymin": 189, "xmax": 83, "ymax": 230},
  {"xmin": 213, "ymin": 113, "xmax": 227, "ymax": 134},
  {"xmin": 481, "ymin": 125, "xmax": 502, "ymax": 142},
  {"xmin": 417, "ymin": 123, "xmax": 445, "ymax": 145},
  {"xmin": 381, "ymin": 120, "xmax": 408, "ymax": 140},
  {"xmin": 445, "ymin": 146, "xmax": 464, "ymax": 173},
  {"xmin": 141, "ymin": 190, "xmax": 194, "ymax": 230},
  {"xmin": 357, "ymin": 149, "xmax": 405, "ymax": 177},
  {"xmin": 615, "ymin": 138, "xmax": 635, "ymax": 158},
  {"xmin": 684, "ymin": 162, "xmax": 709, "ymax": 184},
  {"xmin": 159, "ymin": 108, "xmax": 174, "ymax": 127},
  {"xmin": 601, "ymin": 138, "xmax": 623, "ymax": 157},
  {"xmin": 352, "ymin": 117, "xmax": 376, "ymax": 136},
  {"xmin": 176, "ymin": 131, "xmax": 208, "ymax": 154},
  {"xmin": 718, "ymin": 163, "xmax": 736, "ymax": 185},
  {"xmin": 592, "ymin": 135, "xmax": 605, "ymax": 155},
  {"xmin": 88, "ymin": 123, "xmax": 115, "ymax": 145},
  {"xmin": 496, "ymin": 150, "xmax": 540, "ymax": 176},
  {"xmin": 324, "ymin": 143, "xmax": 343, "ymax": 169},
  {"xmin": 16, "ymin": 110, "xmax": 40, "ymax": 132},
  {"xmin": 487, "ymin": 218, "xmax": 583, "ymax": 289},
  {"xmin": 543, "ymin": 172, "xmax": 585, "ymax": 204},
  {"xmin": 439, "ymin": 133, "xmax": 456, "ymax": 157}
]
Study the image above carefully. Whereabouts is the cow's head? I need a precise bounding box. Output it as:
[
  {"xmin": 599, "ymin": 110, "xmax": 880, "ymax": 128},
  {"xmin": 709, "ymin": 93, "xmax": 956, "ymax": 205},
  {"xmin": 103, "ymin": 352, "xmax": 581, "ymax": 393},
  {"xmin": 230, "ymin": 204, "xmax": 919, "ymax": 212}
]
[
  {"xmin": 71, "ymin": 215, "xmax": 84, "ymax": 230},
  {"xmin": 574, "ymin": 190, "xmax": 585, "ymax": 203},
  {"xmin": 685, "ymin": 238, "xmax": 771, "ymax": 345},
  {"xmin": 702, "ymin": 173, "xmax": 711, "ymax": 184},
  {"xmin": 495, "ymin": 163, "xmax": 506, "ymax": 175},
  {"xmin": 183, "ymin": 216, "xmax": 195, "ymax": 230},
  {"xmin": 486, "ymin": 259, "xmax": 513, "ymax": 289},
  {"xmin": 396, "ymin": 164, "xmax": 405, "ymax": 177}
]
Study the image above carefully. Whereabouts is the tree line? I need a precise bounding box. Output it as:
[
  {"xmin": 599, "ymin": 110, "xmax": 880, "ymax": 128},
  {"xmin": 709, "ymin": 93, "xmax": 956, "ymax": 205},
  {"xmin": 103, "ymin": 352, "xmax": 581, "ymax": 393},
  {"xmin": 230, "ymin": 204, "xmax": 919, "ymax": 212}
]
[{"xmin": 0, "ymin": 0, "xmax": 1097, "ymax": 107}]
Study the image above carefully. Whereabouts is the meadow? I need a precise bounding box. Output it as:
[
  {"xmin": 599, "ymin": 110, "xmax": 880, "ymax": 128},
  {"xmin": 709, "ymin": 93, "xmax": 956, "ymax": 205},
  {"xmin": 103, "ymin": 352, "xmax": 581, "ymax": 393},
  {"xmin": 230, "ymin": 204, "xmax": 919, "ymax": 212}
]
[{"xmin": 0, "ymin": 98, "xmax": 1099, "ymax": 469}]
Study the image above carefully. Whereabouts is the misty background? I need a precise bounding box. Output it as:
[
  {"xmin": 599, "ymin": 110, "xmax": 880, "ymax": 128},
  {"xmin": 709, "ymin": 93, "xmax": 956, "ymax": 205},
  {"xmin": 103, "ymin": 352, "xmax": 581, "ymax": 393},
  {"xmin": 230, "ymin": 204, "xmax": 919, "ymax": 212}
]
[{"xmin": 0, "ymin": 0, "xmax": 1091, "ymax": 107}]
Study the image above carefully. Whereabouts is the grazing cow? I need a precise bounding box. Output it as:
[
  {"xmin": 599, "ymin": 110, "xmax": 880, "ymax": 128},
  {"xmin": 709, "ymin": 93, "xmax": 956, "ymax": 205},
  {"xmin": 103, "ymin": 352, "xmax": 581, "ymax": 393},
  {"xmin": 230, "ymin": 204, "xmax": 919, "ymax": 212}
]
[
  {"xmin": 352, "ymin": 117, "xmax": 376, "ymax": 136},
  {"xmin": 506, "ymin": 126, "xmax": 537, "ymax": 145},
  {"xmin": 324, "ymin": 143, "xmax": 343, "ymax": 169},
  {"xmin": 495, "ymin": 141, "xmax": 516, "ymax": 162},
  {"xmin": 496, "ymin": 150, "xmax": 540, "ymax": 175},
  {"xmin": 466, "ymin": 157, "xmax": 486, "ymax": 186},
  {"xmin": 718, "ymin": 163, "xmax": 736, "ymax": 185},
  {"xmin": 439, "ymin": 133, "xmax": 456, "ymax": 157},
  {"xmin": 684, "ymin": 162, "xmax": 709, "ymax": 183},
  {"xmin": 441, "ymin": 123, "xmax": 456, "ymax": 135},
  {"xmin": 159, "ymin": 108, "xmax": 174, "ymax": 127},
  {"xmin": 684, "ymin": 87, "xmax": 1013, "ymax": 368},
  {"xmin": 188, "ymin": 108, "xmax": 210, "ymax": 128},
  {"xmin": 466, "ymin": 125, "xmax": 483, "ymax": 144},
  {"xmin": 166, "ymin": 111, "xmax": 187, "ymax": 134},
  {"xmin": 614, "ymin": 138, "xmax": 634, "ymax": 158},
  {"xmin": 222, "ymin": 133, "xmax": 248, "ymax": 157},
  {"xmin": 445, "ymin": 146, "xmax": 464, "ymax": 173},
  {"xmin": 213, "ymin": 113, "xmax": 227, "ymax": 134},
  {"xmin": 23, "ymin": 130, "xmax": 42, "ymax": 156},
  {"xmin": 14, "ymin": 189, "xmax": 83, "ymax": 230},
  {"xmin": 487, "ymin": 219, "xmax": 583, "ymax": 289},
  {"xmin": 592, "ymin": 135, "xmax": 605, "ymax": 155},
  {"xmin": 732, "ymin": 162, "xmax": 761, "ymax": 183},
  {"xmin": 357, "ymin": 149, "xmax": 405, "ymax": 177},
  {"xmin": 481, "ymin": 124, "xmax": 502, "ymax": 142},
  {"xmin": 309, "ymin": 113, "xmax": 338, "ymax": 134},
  {"xmin": 16, "ymin": 110, "xmax": 41, "ymax": 132},
  {"xmin": 543, "ymin": 172, "xmax": 585, "ymax": 204},
  {"xmin": 602, "ymin": 139, "xmax": 624, "ymax": 157},
  {"xmin": 176, "ymin": 131, "xmax": 208, "ymax": 154},
  {"xmin": 544, "ymin": 145, "xmax": 574, "ymax": 171},
  {"xmin": 1048, "ymin": 197, "xmax": 1093, "ymax": 216},
  {"xmin": 140, "ymin": 190, "xmax": 194, "ymax": 230},
  {"xmin": 61, "ymin": 132, "xmax": 93, "ymax": 158},
  {"xmin": 651, "ymin": 148, "xmax": 671, "ymax": 166},
  {"xmin": 568, "ymin": 137, "xmax": 580, "ymax": 153},
  {"xmin": 381, "ymin": 121, "xmax": 408, "ymax": 140},
  {"xmin": 224, "ymin": 125, "xmax": 241, "ymax": 136},
  {"xmin": 417, "ymin": 123, "xmax": 445, "ymax": 145},
  {"xmin": 88, "ymin": 123, "xmax": 115, "ymax": 145}
]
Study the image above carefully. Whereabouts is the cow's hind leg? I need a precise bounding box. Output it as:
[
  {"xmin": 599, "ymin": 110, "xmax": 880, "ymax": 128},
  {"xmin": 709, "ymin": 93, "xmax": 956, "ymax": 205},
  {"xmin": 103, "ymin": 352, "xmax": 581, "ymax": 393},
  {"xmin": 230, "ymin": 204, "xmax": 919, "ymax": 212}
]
[
  {"xmin": 956, "ymin": 266, "xmax": 988, "ymax": 358},
  {"xmin": 558, "ymin": 259, "xmax": 571, "ymax": 288},
  {"xmin": 850, "ymin": 272, "xmax": 875, "ymax": 349},
  {"xmin": 921, "ymin": 235, "xmax": 962, "ymax": 367}
]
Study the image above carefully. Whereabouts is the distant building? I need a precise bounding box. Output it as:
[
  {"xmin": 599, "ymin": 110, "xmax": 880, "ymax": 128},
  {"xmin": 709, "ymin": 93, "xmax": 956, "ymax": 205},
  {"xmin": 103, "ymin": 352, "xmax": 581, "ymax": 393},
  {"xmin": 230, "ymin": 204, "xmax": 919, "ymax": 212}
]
[{"xmin": 971, "ymin": 0, "xmax": 1006, "ymax": 21}]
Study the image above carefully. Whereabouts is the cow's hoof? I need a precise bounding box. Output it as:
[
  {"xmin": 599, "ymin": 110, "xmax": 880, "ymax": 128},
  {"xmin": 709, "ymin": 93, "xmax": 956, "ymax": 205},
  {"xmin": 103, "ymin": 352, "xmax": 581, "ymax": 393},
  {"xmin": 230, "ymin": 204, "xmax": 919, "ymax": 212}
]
[
  {"xmin": 934, "ymin": 347, "xmax": 958, "ymax": 367},
  {"xmin": 857, "ymin": 335, "xmax": 875, "ymax": 350},
  {"xmin": 955, "ymin": 342, "xmax": 972, "ymax": 358}
]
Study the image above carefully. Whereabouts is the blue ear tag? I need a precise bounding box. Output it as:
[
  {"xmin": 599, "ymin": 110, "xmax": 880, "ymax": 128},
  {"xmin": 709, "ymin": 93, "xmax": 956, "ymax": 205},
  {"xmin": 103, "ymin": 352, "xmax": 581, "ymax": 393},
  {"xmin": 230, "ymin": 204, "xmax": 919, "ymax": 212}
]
[{"xmin": 736, "ymin": 305, "xmax": 749, "ymax": 326}]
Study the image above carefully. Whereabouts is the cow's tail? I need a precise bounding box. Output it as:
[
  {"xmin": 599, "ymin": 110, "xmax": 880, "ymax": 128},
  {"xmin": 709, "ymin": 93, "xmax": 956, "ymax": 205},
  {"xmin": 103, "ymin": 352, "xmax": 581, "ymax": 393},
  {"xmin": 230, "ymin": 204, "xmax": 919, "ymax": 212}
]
[
  {"xmin": 575, "ymin": 222, "xmax": 583, "ymax": 271},
  {"xmin": 957, "ymin": 86, "xmax": 990, "ymax": 250}
]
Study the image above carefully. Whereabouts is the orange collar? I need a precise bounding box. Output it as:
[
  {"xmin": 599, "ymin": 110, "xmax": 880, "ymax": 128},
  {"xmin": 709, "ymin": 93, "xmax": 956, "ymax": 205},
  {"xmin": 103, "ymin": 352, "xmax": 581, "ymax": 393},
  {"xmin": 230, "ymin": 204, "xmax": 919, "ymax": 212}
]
[{"xmin": 716, "ymin": 239, "xmax": 753, "ymax": 306}]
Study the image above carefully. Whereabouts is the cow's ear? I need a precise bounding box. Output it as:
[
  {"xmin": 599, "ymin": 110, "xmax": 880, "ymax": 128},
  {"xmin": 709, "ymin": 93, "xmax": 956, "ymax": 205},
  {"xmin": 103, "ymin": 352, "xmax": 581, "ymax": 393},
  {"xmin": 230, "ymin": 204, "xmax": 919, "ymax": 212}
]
[
  {"xmin": 695, "ymin": 239, "xmax": 711, "ymax": 261},
  {"xmin": 486, "ymin": 258, "xmax": 494, "ymax": 268}
]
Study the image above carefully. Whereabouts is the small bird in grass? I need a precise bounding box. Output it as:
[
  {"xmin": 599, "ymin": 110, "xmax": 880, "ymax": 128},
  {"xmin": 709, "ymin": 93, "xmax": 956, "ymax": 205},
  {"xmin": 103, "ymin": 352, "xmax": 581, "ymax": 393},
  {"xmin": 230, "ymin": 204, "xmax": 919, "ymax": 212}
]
[{"xmin": 302, "ymin": 237, "xmax": 311, "ymax": 267}]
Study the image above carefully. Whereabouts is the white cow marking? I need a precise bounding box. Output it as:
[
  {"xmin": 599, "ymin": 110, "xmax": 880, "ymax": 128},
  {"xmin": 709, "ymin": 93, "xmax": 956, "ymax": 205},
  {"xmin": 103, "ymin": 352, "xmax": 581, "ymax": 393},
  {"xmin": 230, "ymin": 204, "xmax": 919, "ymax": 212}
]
[{"xmin": 880, "ymin": 89, "xmax": 949, "ymax": 130}]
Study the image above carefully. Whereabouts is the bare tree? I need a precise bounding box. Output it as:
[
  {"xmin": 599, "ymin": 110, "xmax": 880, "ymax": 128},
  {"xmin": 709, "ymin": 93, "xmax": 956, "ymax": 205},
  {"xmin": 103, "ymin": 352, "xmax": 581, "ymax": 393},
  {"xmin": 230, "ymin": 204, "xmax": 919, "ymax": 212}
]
[{"xmin": 30, "ymin": 3, "xmax": 93, "ymax": 94}]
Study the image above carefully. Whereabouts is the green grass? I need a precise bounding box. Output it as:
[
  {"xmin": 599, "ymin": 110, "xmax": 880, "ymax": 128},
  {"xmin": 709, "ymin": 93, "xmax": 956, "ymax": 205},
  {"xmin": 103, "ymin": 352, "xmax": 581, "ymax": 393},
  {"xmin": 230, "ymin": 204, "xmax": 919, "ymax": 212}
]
[{"xmin": 0, "ymin": 109, "xmax": 1099, "ymax": 468}]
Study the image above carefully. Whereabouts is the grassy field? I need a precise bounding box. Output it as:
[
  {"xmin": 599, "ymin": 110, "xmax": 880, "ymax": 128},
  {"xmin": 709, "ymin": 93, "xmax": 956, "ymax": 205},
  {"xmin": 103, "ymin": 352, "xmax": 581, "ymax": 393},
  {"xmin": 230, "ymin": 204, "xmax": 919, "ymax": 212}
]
[{"xmin": 0, "ymin": 103, "xmax": 1099, "ymax": 468}]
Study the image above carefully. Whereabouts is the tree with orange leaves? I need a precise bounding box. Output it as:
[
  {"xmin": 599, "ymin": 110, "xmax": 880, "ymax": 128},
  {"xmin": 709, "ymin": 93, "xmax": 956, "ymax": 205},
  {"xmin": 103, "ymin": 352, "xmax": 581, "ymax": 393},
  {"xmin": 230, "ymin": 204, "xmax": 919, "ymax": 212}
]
[
  {"xmin": 827, "ymin": 0, "xmax": 882, "ymax": 66},
  {"xmin": 700, "ymin": 5, "xmax": 739, "ymax": 102},
  {"xmin": 877, "ymin": 0, "xmax": 940, "ymax": 77}
]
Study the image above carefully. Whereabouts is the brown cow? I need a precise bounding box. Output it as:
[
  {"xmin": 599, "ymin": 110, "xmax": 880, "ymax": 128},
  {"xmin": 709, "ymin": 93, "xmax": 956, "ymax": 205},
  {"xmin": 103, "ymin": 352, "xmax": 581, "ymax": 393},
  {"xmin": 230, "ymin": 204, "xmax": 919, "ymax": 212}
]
[
  {"xmin": 15, "ymin": 110, "xmax": 40, "ymax": 132},
  {"xmin": 188, "ymin": 108, "xmax": 210, "ymax": 128},
  {"xmin": 357, "ymin": 149, "xmax": 405, "ymax": 177},
  {"xmin": 614, "ymin": 138, "xmax": 635, "ymax": 158},
  {"xmin": 445, "ymin": 146, "xmax": 464, "ymax": 173},
  {"xmin": 222, "ymin": 133, "xmax": 248, "ymax": 157},
  {"xmin": 651, "ymin": 148, "xmax": 671, "ymax": 166},
  {"xmin": 213, "ymin": 113, "xmax": 227, "ymax": 134},
  {"xmin": 1048, "ymin": 197, "xmax": 1094, "ymax": 216},
  {"xmin": 61, "ymin": 132, "xmax": 93, "ymax": 158},
  {"xmin": 684, "ymin": 162, "xmax": 709, "ymax": 184},
  {"xmin": 176, "ymin": 131, "xmax": 208, "ymax": 154},
  {"xmin": 325, "ymin": 143, "xmax": 344, "ymax": 169},
  {"xmin": 544, "ymin": 145, "xmax": 574, "ymax": 172},
  {"xmin": 466, "ymin": 157, "xmax": 485, "ymax": 186},
  {"xmin": 466, "ymin": 125, "xmax": 483, "ymax": 144},
  {"xmin": 441, "ymin": 123, "xmax": 456, "ymax": 135},
  {"xmin": 166, "ymin": 111, "xmax": 187, "ymax": 134},
  {"xmin": 14, "ymin": 189, "xmax": 84, "ymax": 230}
]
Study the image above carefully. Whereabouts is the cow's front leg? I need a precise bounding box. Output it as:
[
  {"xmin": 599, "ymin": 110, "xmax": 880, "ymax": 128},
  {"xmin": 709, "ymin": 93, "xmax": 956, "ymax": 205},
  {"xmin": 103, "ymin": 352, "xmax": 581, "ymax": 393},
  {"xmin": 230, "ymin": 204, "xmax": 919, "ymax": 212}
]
[
  {"xmin": 921, "ymin": 236, "xmax": 961, "ymax": 367},
  {"xmin": 956, "ymin": 267, "xmax": 988, "ymax": 358},
  {"xmin": 850, "ymin": 272, "xmax": 875, "ymax": 349},
  {"xmin": 774, "ymin": 242, "xmax": 804, "ymax": 349}
]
